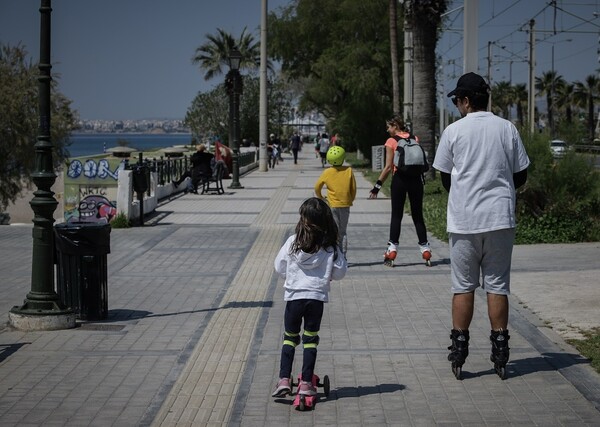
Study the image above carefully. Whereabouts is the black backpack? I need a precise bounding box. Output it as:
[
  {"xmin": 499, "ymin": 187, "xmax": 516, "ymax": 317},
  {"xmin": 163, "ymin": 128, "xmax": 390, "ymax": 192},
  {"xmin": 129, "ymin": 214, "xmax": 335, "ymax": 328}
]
[{"xmin": 393, "ymin": 135, "xmax": 429, "ymax": 176}]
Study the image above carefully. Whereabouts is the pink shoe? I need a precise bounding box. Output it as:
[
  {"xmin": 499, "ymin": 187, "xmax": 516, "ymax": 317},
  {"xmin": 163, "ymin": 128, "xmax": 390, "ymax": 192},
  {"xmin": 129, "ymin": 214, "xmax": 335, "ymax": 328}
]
[
  {"xmin": 297, "ymin": 380, "xmax": 317, "ymax": 396},
  {"xmin": 271, "ymin": 377, "xmax": 291, "ymax": 397}
]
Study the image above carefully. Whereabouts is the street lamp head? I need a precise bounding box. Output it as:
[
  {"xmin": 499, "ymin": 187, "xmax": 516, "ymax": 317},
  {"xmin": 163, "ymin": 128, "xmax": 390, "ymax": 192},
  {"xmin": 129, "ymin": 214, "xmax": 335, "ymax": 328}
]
[{"xmin": 228, "ymin": 47, "xmax": 242, "ymax": 71}]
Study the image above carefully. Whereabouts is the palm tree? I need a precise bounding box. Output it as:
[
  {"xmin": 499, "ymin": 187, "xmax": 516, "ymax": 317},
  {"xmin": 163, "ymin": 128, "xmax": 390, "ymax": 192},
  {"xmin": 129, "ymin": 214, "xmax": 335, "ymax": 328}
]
[
  {"xmin": 573, "ymin": 75, "xmax": 600, "ymax": 142},
  {"xmin": 512, "ymin": 83, "xmax": 528, "ymax": 127},
  {"xmin": 555, "ymin": 82, "xmax": 575, "ymax": 125},
  {"xmin": 491, "ymin": 81, "xmax": 513, "ymax": 119},
  {"xmin": 535, "ymin": 70, "xmax": 565, "ymax": 136},
  {"xmin": 404, "ymin": 0, "xmax": 448, "ymax": 178},
  {"xmin": 192, "ymin": 28, "xmax": 260, "ymax": 81}
]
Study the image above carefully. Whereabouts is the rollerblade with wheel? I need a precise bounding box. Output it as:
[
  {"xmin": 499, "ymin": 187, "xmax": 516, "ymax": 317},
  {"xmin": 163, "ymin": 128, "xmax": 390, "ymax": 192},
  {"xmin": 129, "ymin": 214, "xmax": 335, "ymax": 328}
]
[
  {"xmin": 383, "ymin": 242, "xmax": 398, "ymax": 267},
  {"xmin": 448, "ymin": 329, "xmax": 469, "ymax": 380},
  {"xmin": 292, "ymin": 373, "xmax": 330, "ymax": 411},
  {"xmin": 419, "ymin": 242, "xmax": 432, "ymax": 267},
  {"xmin": 490, "ymin": 329, "xmax": 510, "ymax": 380}
]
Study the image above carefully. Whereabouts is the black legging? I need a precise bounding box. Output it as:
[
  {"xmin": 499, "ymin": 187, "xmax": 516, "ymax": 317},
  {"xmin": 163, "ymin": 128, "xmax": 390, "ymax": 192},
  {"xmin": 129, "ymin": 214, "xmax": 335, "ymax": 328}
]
[
  {"xmin": 278, "ymin": 299, "xmax": 324, "ymax": 382},
  {"xmin": 389, "ymin": 173, "xmax": 428, "ymax": 245}
]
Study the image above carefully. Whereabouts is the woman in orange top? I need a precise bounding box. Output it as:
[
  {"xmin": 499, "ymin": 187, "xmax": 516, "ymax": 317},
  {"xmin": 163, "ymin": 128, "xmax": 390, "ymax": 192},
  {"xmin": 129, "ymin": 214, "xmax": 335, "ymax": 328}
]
[{"xmin": 369, "ymin": 115, "xmax": 431, "ymax": 267}]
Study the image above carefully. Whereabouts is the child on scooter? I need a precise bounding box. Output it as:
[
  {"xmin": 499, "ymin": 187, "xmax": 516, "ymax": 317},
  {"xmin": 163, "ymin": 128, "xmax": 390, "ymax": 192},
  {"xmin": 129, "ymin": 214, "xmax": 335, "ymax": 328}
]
[{"xmin": 271, "ymin": 197, "xmax": 347, "ymax": 397}]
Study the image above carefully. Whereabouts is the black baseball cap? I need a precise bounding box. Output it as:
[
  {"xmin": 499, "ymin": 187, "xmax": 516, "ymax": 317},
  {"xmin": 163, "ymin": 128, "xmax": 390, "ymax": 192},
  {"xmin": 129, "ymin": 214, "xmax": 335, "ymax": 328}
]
[{"xmin": 447, "ymin": 72, "xmax": 490, "ymax": 97}]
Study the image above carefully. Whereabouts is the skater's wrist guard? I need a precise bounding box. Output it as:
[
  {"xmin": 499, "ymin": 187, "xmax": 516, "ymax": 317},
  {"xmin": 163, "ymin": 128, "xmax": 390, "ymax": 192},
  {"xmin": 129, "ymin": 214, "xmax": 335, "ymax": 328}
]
[{"xmin": 371, "ymin": 180, "xmax": 382, "ymax": 194}]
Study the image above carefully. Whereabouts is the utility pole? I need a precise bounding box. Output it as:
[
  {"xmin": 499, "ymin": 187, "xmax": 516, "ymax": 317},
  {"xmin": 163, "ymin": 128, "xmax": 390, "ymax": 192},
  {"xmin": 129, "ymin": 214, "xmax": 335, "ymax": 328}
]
[
  {"xmin": 528, "ymin": 19, "xmax": 536, "ymax": 135},
  {"xmin": 402, "ymin": 0, "xmax": 413, "ymax": 122},
  {"xmin": 487, "ymin": 41, "xmax": 493, "ymax": 111},
  {"xmin": 463, "ymin": 0, "xmax": 478, "ymax": 73}
]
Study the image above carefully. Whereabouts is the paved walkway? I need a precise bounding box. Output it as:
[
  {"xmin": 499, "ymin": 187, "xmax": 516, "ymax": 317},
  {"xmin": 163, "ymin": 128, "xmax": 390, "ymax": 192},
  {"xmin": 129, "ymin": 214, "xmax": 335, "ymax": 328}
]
[{"xmin": 0, "ymin": 148, "xmax": 599, "ymax": 426}]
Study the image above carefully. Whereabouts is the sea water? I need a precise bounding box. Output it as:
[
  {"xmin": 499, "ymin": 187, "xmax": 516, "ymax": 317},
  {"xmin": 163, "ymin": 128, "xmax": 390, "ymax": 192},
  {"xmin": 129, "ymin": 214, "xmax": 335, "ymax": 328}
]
[{"xmin": 66, "ymin": 133, "xmax": 193, "ymax": 158}]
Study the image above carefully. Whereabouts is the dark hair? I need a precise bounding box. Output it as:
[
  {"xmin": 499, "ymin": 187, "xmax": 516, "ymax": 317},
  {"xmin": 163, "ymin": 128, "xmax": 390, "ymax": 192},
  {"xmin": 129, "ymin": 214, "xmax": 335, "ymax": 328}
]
[
  {"xmin": 466, "ymin": 92, "xmax": 489, "ymax": 110},
  {"xmin": 386, "ymin": 115, "xmax": 408, "ymax": 132},
  {"xmin": 291, "ymin": 197, "xmax": 339, "ymax": 255}
]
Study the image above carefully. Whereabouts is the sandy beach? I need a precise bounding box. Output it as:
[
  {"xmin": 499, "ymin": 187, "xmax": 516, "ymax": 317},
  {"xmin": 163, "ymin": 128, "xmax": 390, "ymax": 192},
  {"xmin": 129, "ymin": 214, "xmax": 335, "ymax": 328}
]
[{"xmin": 3, "ymin": 171, "xmax": 65, "ymax": 225}]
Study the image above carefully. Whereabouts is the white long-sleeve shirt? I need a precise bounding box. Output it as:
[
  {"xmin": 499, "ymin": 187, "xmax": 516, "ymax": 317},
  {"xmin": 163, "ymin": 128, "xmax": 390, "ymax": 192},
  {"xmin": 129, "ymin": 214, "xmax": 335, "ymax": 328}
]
[{"xmin": 274, "ymin": 234, "xmax": 347, "ymax": 302}]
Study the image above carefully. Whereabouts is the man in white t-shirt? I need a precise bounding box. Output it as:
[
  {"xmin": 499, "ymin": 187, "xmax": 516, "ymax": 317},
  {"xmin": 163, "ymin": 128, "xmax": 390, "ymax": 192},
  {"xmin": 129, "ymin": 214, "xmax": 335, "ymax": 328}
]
[{"xmin": 433, "ymin": 72, "xmax": 530, "ymax": 380}]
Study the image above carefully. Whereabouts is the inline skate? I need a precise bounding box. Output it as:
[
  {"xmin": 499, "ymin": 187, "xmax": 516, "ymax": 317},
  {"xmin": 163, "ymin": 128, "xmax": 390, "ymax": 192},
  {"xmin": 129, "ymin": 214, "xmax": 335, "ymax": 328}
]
[
  {"xmin": 383, "ymin": 242, "xmax": 398, "ymax": 267},
  {"xmin": 419, "ymin": 242, "xmax": 432, "ymax": 267},
  {"xmin": 448, "ymin": 329, "xmax": 469, "ymax": 380},
  {"xmin": 490, "ymin": 329, "xmax": 510, "ymax": 380}
]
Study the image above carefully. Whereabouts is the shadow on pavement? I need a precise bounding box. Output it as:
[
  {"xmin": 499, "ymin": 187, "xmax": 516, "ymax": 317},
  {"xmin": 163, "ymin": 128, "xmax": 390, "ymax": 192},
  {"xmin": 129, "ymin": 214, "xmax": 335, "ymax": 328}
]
[
  {"xmin": 460, "ymin": 352, "xmax": 592, "ymax": 380},
  {"xmin": 328, "ymin": 383, "xmax": 405, "ymax": 400},
  {"xmin": 509, "ymin": 353, "xmax": 591, "ymax": 376},
  {"xmin": 103, "ymin": 301, "xmax": 274, "ymax": 321},
  {"xmin": 0, "ymin": 343, "xmax": 29, "ymax": 363}
]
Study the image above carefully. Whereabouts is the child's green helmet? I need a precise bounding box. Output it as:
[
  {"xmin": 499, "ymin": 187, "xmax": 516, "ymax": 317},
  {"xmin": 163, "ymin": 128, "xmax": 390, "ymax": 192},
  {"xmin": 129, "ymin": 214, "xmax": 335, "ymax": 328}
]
[{"xmin": 326, "ymin": 146, "xmax": 345, "ymax": 166}]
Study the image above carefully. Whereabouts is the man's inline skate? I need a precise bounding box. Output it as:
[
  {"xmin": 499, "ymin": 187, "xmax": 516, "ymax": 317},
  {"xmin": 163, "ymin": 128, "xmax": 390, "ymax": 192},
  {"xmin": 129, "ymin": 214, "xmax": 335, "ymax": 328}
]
[
  {"xmin": 490, "ymin": 329, "xmax": 510, "ymax": 380},
  {"xmin": 448, "ymin": 329, "xmax": 469, "ymax": 380},
  {"xmin": 383, "ymin": 242, "xmax": 398, "ymax": 267},
  {"xmin": 419, "ymin": 242, "xmax": 432, "ymax": 267},
  {"xmin": 292, "ymin": 373, "xmax": 330, "ymax": 411}
]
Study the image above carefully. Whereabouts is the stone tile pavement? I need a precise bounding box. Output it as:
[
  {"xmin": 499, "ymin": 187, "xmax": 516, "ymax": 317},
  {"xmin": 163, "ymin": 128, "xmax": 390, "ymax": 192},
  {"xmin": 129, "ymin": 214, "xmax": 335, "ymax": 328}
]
[{"xmin": 0, "ymin": 148, "xmax": 599, "ymax": 426}]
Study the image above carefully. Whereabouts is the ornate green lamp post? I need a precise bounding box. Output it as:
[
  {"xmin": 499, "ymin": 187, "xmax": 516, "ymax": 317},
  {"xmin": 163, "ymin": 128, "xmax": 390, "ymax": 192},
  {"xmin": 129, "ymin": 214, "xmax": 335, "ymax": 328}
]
[
  {"xmin": 226, "ymin": 47, "xmax": 244, "ymax": 189},
  {"xmin": 9, "ymin": 0, "xmax": 76, "ymax": 330}
]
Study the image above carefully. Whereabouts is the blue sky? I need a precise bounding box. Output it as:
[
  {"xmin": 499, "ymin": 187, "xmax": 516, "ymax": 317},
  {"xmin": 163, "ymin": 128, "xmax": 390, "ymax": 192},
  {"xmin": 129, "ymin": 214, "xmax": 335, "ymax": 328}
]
[
  {"xmin": 1, "ymin": 1, "xmax": 599, "ymax": 121},
  {"xmin": 0, "ymin": 0, "xmax": 290, "ymax": 120}
]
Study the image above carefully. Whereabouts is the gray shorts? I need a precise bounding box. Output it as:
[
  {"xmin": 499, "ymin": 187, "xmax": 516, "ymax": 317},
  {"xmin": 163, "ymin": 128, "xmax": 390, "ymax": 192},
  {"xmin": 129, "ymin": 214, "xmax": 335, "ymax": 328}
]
[{"xmin": 449, "ymin": 228, "xmax": 515, "ymax": 295}]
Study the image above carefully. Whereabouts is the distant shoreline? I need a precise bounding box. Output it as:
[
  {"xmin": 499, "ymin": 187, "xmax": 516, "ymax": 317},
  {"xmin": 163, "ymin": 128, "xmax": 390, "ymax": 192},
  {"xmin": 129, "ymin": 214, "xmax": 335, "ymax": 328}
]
[{"xmin": 71, "ymin": 131, "xmax": 192, "ymax": 136}]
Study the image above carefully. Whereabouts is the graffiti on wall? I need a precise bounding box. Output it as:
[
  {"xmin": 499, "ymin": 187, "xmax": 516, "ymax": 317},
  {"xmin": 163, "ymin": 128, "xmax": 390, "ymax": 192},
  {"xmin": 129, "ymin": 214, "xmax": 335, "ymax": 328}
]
[
  {"xmin": 67, "ymin": 195, "xmax": 117, "ymax": 224},
  {"xmin": 64, "ymin": 157, "xmax": 126, "ymax": 223}
]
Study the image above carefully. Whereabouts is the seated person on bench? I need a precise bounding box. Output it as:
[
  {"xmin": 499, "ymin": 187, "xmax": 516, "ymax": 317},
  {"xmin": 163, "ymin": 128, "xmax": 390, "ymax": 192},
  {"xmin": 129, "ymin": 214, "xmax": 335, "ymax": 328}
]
[{"xmin": 173, "ymin": 143, "xmax": 214, "ymax": 194}]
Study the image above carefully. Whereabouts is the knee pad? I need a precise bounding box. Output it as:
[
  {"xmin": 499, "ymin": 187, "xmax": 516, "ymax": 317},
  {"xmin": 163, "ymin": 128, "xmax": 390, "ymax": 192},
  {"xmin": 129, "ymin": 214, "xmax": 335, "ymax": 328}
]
[
  {"xmin": 302, "ymin": 330, "xmax": 320, "ymax": 349},
  {"xmin": 282, "ymin": 331, "xmax": 301, "ymax": 348}
]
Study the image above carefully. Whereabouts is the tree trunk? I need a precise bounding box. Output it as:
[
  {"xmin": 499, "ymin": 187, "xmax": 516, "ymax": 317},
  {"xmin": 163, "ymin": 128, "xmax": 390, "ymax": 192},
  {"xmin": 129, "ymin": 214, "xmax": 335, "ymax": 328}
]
[
  {"xmin": 410, "ymin": 0, "xmax": 446, "ymax": 178},
  {"xmin": 389, "ymin": 0, "xmax": 400, "ymax": 116}
]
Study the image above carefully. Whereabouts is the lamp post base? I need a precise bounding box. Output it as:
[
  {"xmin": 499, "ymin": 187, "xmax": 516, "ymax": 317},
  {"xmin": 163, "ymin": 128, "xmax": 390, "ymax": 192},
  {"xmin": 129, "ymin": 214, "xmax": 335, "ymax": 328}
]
[
  {"xmin": 228, "ymin": 182, "xmax": 244, "ymax": 189},
  {"xmin": 9, "ymin": 306, "xmax": 76, "ymax": 331}
]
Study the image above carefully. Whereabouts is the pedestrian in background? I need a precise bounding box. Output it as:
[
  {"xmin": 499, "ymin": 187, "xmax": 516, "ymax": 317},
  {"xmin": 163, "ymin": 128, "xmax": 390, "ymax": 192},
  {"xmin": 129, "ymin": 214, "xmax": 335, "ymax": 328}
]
[
  {"xmin": 271, "ymin": 197, "xmax": 347, "ymax": 398},
  {"xmin": 318, "ymin": 133, "xmax": 330, "ymax": 167},
  {"xmin": 290, "ymin": 132, "xmax": 301, "ymax": 164},
  {"xmin": 433, "ymin": 72, "xmax": 530, "ymax": 379}
]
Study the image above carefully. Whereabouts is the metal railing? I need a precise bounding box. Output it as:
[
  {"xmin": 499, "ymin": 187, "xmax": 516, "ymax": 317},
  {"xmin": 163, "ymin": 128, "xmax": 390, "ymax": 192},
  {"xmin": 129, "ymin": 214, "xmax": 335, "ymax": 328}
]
[{"xmin": 125, "ymin": 149, "xmax": 259, "ymax": 193}]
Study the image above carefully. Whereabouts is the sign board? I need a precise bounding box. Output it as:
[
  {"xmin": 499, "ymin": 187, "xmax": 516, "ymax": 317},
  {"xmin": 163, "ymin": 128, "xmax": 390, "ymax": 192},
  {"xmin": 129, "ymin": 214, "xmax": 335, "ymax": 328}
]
[{"xmin": 371, "ymin": 145, "xmax": 385, "ymax": 171}]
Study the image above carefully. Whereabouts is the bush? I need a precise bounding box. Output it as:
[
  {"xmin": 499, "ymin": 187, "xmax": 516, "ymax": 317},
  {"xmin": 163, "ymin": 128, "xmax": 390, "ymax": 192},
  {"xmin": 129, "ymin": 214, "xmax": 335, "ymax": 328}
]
[
  {"xmin": 516, "ymin": 132, "xmax": 600, "ymax": 243},
  {"xmin": 110, "ymin": 212, "xmax": 131, "ymax": 228},
  {"xmin": 421, "ymin": 177, "xmax": 448, "ymax": 242}
]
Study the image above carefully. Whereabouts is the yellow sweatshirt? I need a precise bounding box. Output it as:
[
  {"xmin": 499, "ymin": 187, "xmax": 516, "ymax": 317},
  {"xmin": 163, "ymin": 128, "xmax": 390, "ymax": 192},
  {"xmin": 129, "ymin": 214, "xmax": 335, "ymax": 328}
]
[{"xmin": 314, "ymin": 166, "xmax": 357, "ymax": 208}]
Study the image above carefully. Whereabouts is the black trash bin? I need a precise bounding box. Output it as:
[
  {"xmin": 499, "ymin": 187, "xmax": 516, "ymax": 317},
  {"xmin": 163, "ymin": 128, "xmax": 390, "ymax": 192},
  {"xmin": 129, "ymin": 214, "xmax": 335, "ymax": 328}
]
[{"xmin": 54, "ymin": 222, "xmax": 111, "ymax": 320}]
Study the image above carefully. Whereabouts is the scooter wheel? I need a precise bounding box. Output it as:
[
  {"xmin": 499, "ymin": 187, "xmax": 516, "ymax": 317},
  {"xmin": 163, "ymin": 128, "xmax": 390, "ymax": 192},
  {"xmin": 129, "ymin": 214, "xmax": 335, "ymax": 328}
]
[
  {"xmin": 298, "ymin": 395, "xmax": 305, "ymax": 411},
  {"xmin": 323, "ymin": 375, "xmax": 330, "ymax": 397}
]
